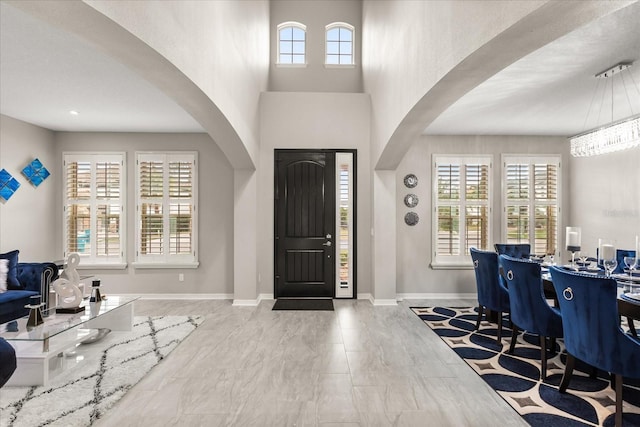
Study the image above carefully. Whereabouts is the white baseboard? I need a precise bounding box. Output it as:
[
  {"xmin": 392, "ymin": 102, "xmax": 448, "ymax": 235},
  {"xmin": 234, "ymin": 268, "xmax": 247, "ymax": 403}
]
[
  {"xmin": 259, "ymin": 293, "xmax": 274, "ymax": 302},
  {"xmin": 357, "ymin": 293, "xmax": 373, "ymax": 303},
  {"xmin": 356, "ymin": 293, "xmax": 397, "ymax": 306},
  {"xmin": 232, "ymin": 299, "xmax": 258, "ymax": 306},
  {"xmin": 125, "ymin": 293, "xmax": 234, "ymax": 300},
  {"xmin": 108, "ymin": 292, "xmax": 476, "ymax": 305},
  {"xmin": 396, "ymin": 293, "xmax": 477, "ymax": 301},
  {"xmin": 232, "ymin": 293, "xmax": 275, "ymax": 306},
  {"xmin": 372, "ymin": 298, "xmax": 398, "ymax": 306}
]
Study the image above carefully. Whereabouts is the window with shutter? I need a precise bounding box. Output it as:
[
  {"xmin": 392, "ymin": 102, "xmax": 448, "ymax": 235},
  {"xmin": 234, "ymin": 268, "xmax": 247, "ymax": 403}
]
[
  {"xmin": 63, "ymin": 153, "xmax": 126, "ymax": 267},
  {"xmin": 433, "ymin": 156, "xmax": 491, "ymax": 267},
  {"xmin": 135, "ymin": 152, "xmax": 198, "ymax": 268},
  {"xmin": 502, "ymin": 156, "xmax": 560, "ymax": 257}
]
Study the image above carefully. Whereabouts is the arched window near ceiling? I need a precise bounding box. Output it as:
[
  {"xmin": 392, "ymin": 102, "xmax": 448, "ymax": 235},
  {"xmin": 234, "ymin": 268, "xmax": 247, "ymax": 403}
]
[
  {"xmin": 325, "ymin": 22, "xmax": 354, "ymax": 66},
  {"xmin": 277, "ymin": 21, "xmax": 306, "ymax": 65}
]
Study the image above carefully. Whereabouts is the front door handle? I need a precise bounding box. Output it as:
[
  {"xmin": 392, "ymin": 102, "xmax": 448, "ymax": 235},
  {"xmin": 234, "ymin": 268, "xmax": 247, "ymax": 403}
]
[{"xmin": 322, "ymin": 241, "xmax": 332, "ymax": 247}]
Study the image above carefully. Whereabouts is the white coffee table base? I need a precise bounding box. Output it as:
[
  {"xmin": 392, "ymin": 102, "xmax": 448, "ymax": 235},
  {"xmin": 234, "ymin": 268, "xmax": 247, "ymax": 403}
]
[{"xmin": 6, "ymin": 300, "xmax": 134, "ymax": 387}]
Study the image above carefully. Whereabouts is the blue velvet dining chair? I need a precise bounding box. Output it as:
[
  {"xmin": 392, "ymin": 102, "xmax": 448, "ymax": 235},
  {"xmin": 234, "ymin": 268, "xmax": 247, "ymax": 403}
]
[
  {"xmin": 499, "ymin": 255, "xmax": 563, "ymax": 381},
  {"xmin": 470, "ymin": 248, "xmax": 511, "ymax": 344},
  {"xmin": 549, "ymin": 266, "xmax": 640, "ymax": 427},
  {"xmin": 494, "ymin": 243, "xmax": 531, "ymax": 259}
]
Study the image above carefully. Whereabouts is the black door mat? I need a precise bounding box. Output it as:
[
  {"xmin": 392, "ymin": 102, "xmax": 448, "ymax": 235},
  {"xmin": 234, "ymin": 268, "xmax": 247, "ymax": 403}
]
[{"xmin": 272, "ymin": 298, "xmax": 334, "ymax": 311}]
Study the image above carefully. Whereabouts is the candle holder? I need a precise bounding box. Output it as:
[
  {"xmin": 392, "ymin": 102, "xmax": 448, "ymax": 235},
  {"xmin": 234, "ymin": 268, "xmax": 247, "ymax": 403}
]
[
  {"xmin": 25, "ymin": 295, "xmax": 45, "ymax": 327},
  {"xmin": 566, "ymin": 226, "xmax": 582, "ymax": 268},
  {"xmin": 599, "ymin": 240, "xmax": 617, "ymax": 277},
  {"xmin": 90, "ymin": 279, "xmax": 102, "ymax": 303}
]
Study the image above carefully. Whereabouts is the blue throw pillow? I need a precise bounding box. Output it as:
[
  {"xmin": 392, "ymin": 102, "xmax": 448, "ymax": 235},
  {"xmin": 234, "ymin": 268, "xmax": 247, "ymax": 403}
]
[{"xmin": 0, "ymin": 250, "xmax": 21, "ymax": 290}]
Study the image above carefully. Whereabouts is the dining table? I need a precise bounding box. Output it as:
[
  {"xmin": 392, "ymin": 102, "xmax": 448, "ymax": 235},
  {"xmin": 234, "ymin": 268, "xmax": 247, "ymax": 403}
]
[{"xmin": 541, "ymin": 265, "xmax": 640, "ymax": 337}]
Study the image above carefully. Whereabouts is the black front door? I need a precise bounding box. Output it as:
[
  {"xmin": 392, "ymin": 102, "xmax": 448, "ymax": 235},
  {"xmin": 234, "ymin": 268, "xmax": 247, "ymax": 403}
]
[{"xmin": 274, "ymin": 150, "xmax": 335, "ymax": 298}]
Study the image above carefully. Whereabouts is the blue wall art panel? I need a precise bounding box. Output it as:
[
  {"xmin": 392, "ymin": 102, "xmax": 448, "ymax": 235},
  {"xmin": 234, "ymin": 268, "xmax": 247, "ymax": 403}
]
[
  {"xmin": 22, "ymin": 158, "xmax": 50, "ymax": 187},
  {"xmin": 0, "ymin": 168, "xmax": 21, "ymax": 201}
]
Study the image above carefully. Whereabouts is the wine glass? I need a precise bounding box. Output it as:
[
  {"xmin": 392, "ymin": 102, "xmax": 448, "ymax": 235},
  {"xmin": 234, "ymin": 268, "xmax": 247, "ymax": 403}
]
[
  {"xmin": 624, "ymin": 256, "xmax": 637, "ymax": 283},
  {"xmin": 546, "ymin": 253, "xmax": 555, "ymax": 266},
  {"xmin": 576, "ymin": 253, "xmax": 588, "ymax": 270},
  {"xmin": 603, "ymin": 258, "xmax": 618, "ymax": 278}
]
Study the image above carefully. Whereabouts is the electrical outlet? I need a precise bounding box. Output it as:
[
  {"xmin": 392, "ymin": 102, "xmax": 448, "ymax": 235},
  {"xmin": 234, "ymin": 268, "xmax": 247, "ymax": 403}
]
[{"xmin": 179, "ymin": 273, "xmax": 184, "ymax": 282}]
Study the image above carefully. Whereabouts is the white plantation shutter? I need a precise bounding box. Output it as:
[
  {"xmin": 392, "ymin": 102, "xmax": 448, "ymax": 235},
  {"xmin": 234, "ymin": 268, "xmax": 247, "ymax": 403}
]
[
  {"xmin": 503, "ymin": 156, "xmax": 560, "ymax": 257},
  {"xmin": 433, "ymin": 156, "xmax": 491, "ymax": 266},
  {"xmin": 135, "ymin": 152, "xmax": 198, "ymax": 267},
  {"xmin": 63, "ymin": 153, "xmax": 125, "ymax": 266}
]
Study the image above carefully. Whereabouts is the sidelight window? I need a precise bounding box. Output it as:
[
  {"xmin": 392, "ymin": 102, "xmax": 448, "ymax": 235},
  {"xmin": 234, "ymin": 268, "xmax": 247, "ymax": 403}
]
[{"xmin": 336, "ymin": 152, "xmax": 354, "ymax": 298}]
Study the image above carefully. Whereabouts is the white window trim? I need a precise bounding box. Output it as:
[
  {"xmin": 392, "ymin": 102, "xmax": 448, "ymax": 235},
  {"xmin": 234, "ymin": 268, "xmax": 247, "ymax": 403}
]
[
  {"xmin": 431, "ymin": 155, "xmax": 492, "ymax": 269},
  {"xmin": 501, "ymin": 154, "xmax": 561, "ymax": 258},
  {"xmin": 335, "ymin": 152, "xmax": 354, "ymax": 298},
  {"xmin": 276, "ymin": 21, "xmax": 307, "ymax": 67},
  {"xmin": 324, "ymin": 22, "xmax": 355, "ymax": 66},
  {"xmin": 62, "ymin": 152, "xmax": 127, "ymax": 268},
  {"xmin": 134, "ymin": 151, "xmax": 199, "ymax": 268}
]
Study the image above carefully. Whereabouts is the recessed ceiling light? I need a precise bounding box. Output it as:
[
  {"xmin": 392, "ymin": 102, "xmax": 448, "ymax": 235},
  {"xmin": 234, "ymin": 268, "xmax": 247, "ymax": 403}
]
[{"xmin": 69, "ymin": 110, "xmax": 79, "ymax": 116}]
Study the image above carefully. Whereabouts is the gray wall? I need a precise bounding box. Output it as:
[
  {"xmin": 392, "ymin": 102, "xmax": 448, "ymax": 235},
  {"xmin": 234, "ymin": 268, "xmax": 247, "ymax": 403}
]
[
  {"xmin": 396, "ymin": 135, "xmax": 570, "ymax": 296},
  {"xmin": 269, "ymin": 0, "xmax": 363, "ymax": 93},
  {"xmin": 258, "ymin": 92, "xmax": 372, "ymax": 297},
  {"xmin": 569, "ymin": 147, "xmax": 640, "ymax": 254},
  {"xmin": 0, "ymin": 115, "xmax": 58, "ymax": 261},
  {"xmin": 53, "ymin": 132, "xmax": 235, "ymax": 296},
  {"xmin": 88, "ymin": 0, "xmax": 270, "ymax": 167}
]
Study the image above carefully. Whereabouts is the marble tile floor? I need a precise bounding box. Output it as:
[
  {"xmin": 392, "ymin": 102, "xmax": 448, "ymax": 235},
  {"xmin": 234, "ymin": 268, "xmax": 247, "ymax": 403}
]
[{"xmin": 94, "ymin": 298, "xmax": 528, "ymax": 427}]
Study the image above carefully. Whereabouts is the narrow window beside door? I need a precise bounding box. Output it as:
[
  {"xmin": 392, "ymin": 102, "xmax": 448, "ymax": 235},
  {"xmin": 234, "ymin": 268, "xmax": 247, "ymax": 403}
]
[{"xmin": 336, "ymin": 152, "xmax": 354, "ymax": 298}]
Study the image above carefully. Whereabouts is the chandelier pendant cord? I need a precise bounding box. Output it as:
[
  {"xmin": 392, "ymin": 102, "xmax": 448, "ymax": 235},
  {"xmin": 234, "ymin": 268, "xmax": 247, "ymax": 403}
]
[
  {"xmin": 622, "ymin": 71, "xmax": 640, "ymax": 116},
  {"xmin": 581, "ymin": 78, "xmax": 602, "ymax": 134}
]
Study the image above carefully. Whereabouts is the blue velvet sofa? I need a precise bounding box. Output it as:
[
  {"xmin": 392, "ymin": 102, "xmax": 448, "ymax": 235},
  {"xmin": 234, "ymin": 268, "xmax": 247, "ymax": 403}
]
[{"xmin": 0, "ymin": 262, "xmax": 59, "ymax": 324}]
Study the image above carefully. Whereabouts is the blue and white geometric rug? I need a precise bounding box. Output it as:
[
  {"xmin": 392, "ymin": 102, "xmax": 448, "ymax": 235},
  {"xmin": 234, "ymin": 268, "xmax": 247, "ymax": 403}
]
[
  {"xmin": 411, "ymin": 307, "xmax": 640, "ymax": 427},
  {"xmin": 0, "ymin": 315, "xmax": 203, "ymax": 427}
]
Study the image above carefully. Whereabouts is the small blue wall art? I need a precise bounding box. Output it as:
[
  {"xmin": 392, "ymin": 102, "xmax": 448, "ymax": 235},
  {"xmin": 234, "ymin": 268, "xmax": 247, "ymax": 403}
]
[
  {"xmin": 22, "ymin": 158, "xmax": 50, "ymax": 187},
  {"xmin": 0, "ymin": 169, "xmax": 21, "ymax": 201}
]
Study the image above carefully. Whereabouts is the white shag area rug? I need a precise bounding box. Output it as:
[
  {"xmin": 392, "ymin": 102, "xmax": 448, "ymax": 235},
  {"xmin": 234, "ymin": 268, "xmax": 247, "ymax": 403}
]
[{"xmin": 0, "ymin": 315, "xmax": 203, "ymax": 427}]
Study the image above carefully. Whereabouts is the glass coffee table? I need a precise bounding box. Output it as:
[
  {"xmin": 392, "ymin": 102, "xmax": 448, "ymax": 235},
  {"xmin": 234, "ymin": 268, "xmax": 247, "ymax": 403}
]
[{"xmin": 0, "ymin": 296, "xmax": 138, "ymax": 387}]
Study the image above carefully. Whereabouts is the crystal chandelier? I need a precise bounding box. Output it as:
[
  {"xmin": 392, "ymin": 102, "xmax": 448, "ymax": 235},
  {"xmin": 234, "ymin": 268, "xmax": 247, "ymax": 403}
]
[{"xmin": 569, "ymin": 62, "xmax": 640, "ymax": 157}]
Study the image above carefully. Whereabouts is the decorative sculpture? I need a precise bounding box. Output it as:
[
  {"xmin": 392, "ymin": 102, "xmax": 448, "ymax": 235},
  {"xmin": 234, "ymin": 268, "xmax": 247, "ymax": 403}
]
[
  {"xmin": 52, "ymin": 278, "xmax": 84, "ymax": 311},
  {"xmin": 61, "ymin": 253, "xmax": 82, "ymax": 291},
  {"xmin": 53, "ymin": 253, "xmax": 85, "ymax": 313}
]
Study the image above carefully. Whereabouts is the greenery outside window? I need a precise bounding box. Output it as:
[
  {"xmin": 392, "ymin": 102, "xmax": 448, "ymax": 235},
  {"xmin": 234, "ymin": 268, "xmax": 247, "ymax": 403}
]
[
  {"xmin": 502, "ymin": 155, "xmax": 560, "ymax": 257},
  {"xmin": 432, "ymin": 155, "xmax": 492, "ymax": 268},
  {"xmin": 63, "ymin": 153, "xmax": 126, "ymax": 268},
  {"xmin": 134, "ymin": 152, "xmax": 198, "ymax": 268}
]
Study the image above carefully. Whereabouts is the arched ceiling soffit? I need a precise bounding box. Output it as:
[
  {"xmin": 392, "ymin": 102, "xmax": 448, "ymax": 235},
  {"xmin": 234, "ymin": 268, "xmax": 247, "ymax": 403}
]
[
  {"xmin": 8, "ymin": 0, "xmax": 254, "ymax": 170},
  {"xmin": 375, "ymin": 0, "xmax": 635, "ymax": 171}
]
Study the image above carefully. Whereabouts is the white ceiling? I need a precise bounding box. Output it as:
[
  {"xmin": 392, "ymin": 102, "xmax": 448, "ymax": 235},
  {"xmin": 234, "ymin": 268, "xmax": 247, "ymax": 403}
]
[
  {"xmin": 425, "ymin": 2, "xmax": 640, "ymax": 136},
  {"xmin": 1, "ymin": 2, "xmax": 639, "ymax": 136},
  {"xmin": 0, "ymin": 2, "xmax": 204, "ymax": 133}
]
